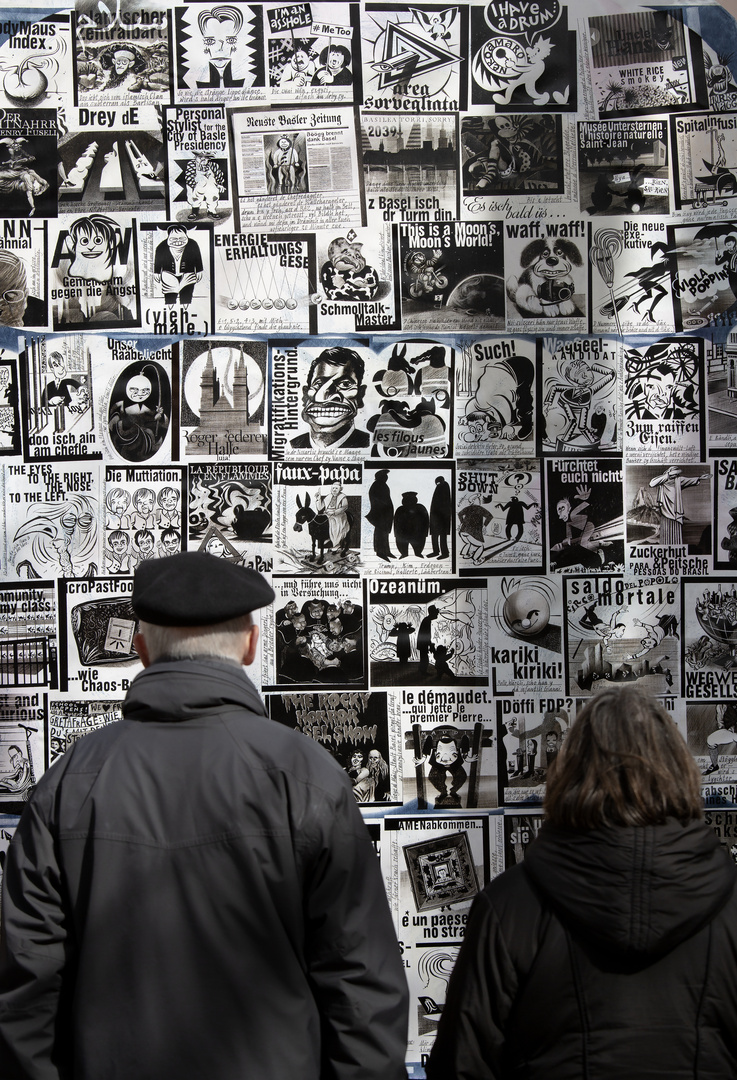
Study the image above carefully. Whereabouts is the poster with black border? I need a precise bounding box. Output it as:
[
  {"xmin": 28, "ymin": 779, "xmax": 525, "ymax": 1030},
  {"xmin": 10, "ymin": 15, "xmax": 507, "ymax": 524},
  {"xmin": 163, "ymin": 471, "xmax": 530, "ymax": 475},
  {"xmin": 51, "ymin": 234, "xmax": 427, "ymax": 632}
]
[
  {"xmin": 689, "ymin": 702, "xmax": 737, "ymax": 807},
  {"xmin": 505, "ymin": 219, "xmax": 588, "ymax": 334},
  {"xmin": 179, "ymin": 336, "xmax": 268, "ymax": 459},
  {"xmin": 268, "ymin": 688, "xmax": 401, "ymax": 804},
  {"xmin": 163, "ymin": 103, "xmax": 234, "ymax": 232},
  {"xmin": 188, "ymin": 460, "xmax": 271, "ymax": 568},
  {"xmin": 174, "ymin": 1, "xmax": 266, "ymax": 105},
  {"xmin": 367, "ymin": 337, "xmax": 453, "ymax": 459},
  {"xmin": 87, "ymin": 336, "xmax": 176, "ymax": 468},
  {"xmin": 139, "ymin": 220, "xmax": 215, "ymax": 338},
  {"xmin": 71, "ymin": 7, "xmax": 172, "ymax": 108},
  {"xmin": 0, "ymin": 694, "xmax": 48, "ymax": 813},
  {"xmin": 402, "ymin": 709, "xmax": 496, "ymax": 810},
  {"xmin": 461, "ymin": 113, "xmax": 567, "ymax": 210},
  {"xmin": 671, "ymin": 112, "xmax": 737, "ymax": 218},
  {"xmin": 470, "ymin": 1, "xmax": 576, "ymax": 112},
  {"xmin": 0, "ymin": 580, "xmax": 57, "ymax": 692},
  {"xmin": 265, "ymin": 574, "xmax": 366, "ymax": 690},
  {"xmin": 269, "ymin": 336, "xmax": 372, "ymax": 463},
  {"xmin": 589, "ymin": 219, "xmax": 675, "ymax": 337},
  {"xmin": 48, "ymin": 212, "xmax": 141, "ymax": 331},
  {"xmin": 682, "ymin": 578, "xmax": 737, "ymax": 703},
  {"xmin": 496, "ymin": 693, "xmax": 574, "ymax": 805},
  {"xmin": 4, "ymin": 462, "xmax": 102, "ymax": 580},
  {"xmin": 455, "ymin": 335, "xmax": 537, "ymax": 459},
  {"xmin": 399, "ymin": 219, "xmax": 505, "ymax": 332},
  {"xmin": 214, "ymin": 230, "xmax": 317, "ymax": 335},
  {"xmin": 20, "ymin": 333, "xmax": 98, "ymax": 461},
  {"xmin": 381, "ymin": 811, "xmax": 498, "ymax": 1072},
  {"xmin": 0, "ymin": 219, "xmax": 48, "ymax": 331},
  {"xmin": 362, "ymin": 113, "xmax": 458, "ymax": 225},
  {"xmin": 578, "ymin": 118, "xmax": 669, "ymax": 217},
  {"xmin": 315, "ymin": 222, "xmax": 400, "ymax": 334},
  {"xmin": 361, "ymin": 2, "xmax": 468, "ymax": 115},
  {"xmin": 0, "ymin": 109, "xmax": 57, "ymax": 219},
  {"xmin": 586, "ymin": 9, "xmax": 707, "ymax": 119},
  {"xmin": 713, "ymin": 458, "xmax": 737, "ymax": 573},
  {"xmin": 0, "ymin": 348, "xmax": 21, "ymax": 458},
  {"xmin": 487, "ymin": 574, "xmax": 564, "ymax": 696},
  {"xmin": 457, "ymin": 458, "xmax": 542, "ymax": 574},
  {"xmin": 59, "ymin": 104, "xmax": 165, "ymax": 213},
  {"xmin": 546, "ymin": 457, "xmax": 625, "ymax": 574},
  {"xmin": 273, "ymin": 459, "xmax": 362, "ymax": 576},
  {"xmin": 623, "ymin": 337, "xmax": 706, "ymax": 465},
  {"xmin": 267, "ymin": 2, "xmax": 362, "ymax": 106},
  {"xmin": 228, "ymin": 104, "xmax": 365, "ymax": 234},
  {"xmin": 626, "ymin": 462, "xmax": 711, "ymax": 578},
  {"xmin": 362, "ymin": 461, "xmax": 455, "ymax": 576},
  {"xmin": 564, "ymin": 574, "xmax": 681, "ymax": 698},
  {"xmin": 540, "ymin": 334, "xmax": 621, "ymax": 455},
  {"xmin": 104, "ymin": 463, "xmax": 187, "ymax": 569},
  {"xmin": 49, "ymin": 698, "xmax": 122, "ymax": 763},
  {"xmin": 368, "ymin": 576, "xmax": 488, "ymax": 687},
  {"xmin": 709, "ymin": 330, "xmax": 737, "ymax": 454},
  {"xmin": 57, "ymin": 574, "xmax": 140, "ymax": 697},
  {"xmin": 0, "ymin": 12, "xmax": 71, "ymax": 112}
]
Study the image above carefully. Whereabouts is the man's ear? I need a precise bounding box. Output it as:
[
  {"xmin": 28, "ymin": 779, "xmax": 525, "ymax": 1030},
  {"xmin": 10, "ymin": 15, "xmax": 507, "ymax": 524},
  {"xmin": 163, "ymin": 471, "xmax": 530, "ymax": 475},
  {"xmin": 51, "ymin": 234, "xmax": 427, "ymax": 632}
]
[
  {"xmin": 241, "ymin": 623, "xmax": 259, "ymax": 667},
  {"xmin": 133, "ymin": 632, "xmax": 151, "ymax": 668}
]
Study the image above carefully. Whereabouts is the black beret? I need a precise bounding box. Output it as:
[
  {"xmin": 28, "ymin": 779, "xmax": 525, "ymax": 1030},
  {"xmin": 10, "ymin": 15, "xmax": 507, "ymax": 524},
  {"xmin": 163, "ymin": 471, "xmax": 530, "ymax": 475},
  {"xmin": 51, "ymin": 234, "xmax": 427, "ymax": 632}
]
[{"xmin": 132, "ymin": 552, "xmax": 275, "ymax": 626}]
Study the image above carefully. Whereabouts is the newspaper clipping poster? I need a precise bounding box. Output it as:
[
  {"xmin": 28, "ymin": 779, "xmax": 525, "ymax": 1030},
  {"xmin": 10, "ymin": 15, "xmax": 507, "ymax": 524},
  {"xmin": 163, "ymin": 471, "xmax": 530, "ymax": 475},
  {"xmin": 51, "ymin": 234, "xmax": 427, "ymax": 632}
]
[{"xmin": 229, "ymin": 105, "xmax": 364, "ymax": 233}]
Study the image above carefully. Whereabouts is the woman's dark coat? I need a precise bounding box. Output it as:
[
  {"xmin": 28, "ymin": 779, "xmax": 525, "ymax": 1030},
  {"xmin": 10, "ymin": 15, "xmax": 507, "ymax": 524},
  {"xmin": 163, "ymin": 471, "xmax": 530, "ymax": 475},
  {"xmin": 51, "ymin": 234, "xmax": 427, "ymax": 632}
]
[{"xmin": 428, "ymin": 817, "xmax": 737, "ymax": 1079}]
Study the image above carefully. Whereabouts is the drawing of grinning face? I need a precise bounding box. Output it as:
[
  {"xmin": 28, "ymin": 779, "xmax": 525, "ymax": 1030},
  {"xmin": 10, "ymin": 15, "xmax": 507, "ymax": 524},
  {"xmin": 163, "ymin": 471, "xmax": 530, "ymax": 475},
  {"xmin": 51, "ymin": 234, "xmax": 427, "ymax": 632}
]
[{"xmin": 301, "ymin": 348, "xmax": 366, "ymax": 443}]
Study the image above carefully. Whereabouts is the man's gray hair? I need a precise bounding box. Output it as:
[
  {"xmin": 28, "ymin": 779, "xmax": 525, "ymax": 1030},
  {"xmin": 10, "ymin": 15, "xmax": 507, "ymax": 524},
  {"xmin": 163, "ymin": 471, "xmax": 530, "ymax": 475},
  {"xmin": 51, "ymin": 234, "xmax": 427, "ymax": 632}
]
[{"xmin": 139, "ymin": 612, "xmax": 253, "ymax": 663}]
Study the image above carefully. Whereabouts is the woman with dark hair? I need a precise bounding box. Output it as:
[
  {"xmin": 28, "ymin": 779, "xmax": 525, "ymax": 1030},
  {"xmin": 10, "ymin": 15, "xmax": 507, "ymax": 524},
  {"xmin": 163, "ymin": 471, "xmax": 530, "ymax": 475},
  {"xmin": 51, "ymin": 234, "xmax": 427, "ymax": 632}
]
[{"xmin": 427, "ymin": 685, "xmax": 737, "ymax": 1080}]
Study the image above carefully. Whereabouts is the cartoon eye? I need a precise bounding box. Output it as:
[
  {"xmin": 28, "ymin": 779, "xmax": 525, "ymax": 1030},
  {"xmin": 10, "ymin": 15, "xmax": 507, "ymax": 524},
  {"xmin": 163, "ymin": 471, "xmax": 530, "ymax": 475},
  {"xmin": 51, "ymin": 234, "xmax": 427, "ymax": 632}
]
[
  {"xmin": 203, "ymin": 37, "xmax": 215, "ymax": 46},
  {"xmin": 226, "ymin": 36, "xmax": 237, "ymax": 44}
]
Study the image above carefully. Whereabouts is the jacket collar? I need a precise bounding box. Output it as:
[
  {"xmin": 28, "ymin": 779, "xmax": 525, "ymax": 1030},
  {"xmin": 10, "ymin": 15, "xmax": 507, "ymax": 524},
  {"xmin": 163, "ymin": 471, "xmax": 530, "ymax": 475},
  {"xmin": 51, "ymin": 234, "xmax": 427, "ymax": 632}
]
[{"xmin": 122, "ymin": 658, "xmax": 266, "ymax": 723}]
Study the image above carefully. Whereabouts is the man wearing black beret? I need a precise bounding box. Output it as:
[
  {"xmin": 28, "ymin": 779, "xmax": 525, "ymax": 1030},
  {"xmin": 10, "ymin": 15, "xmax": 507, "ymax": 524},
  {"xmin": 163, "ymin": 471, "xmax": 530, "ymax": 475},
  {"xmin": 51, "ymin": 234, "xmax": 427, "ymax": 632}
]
[{"xmin": 0, "ymin": 552, "xmax": 409, "ymax": 1080}]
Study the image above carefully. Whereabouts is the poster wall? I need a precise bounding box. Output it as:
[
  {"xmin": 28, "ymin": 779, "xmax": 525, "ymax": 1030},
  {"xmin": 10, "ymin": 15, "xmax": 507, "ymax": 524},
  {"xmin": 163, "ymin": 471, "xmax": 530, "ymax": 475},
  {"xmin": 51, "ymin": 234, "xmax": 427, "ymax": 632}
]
[{"xmin": 1, "ymin": 0, "xmax": 737, "ymax": 1074}]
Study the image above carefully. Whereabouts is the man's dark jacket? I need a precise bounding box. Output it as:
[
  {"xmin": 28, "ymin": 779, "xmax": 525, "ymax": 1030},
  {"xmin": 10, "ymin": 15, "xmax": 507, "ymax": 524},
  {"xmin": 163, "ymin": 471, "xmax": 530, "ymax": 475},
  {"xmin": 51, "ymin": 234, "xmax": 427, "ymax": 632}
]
[
  {"xmin": 0, "ymin": 658, "xmax": 409, "ymax": 1080},
  {"xmin": 427, "ymin": 817, "xmax": 737, "ymax": 1079}
]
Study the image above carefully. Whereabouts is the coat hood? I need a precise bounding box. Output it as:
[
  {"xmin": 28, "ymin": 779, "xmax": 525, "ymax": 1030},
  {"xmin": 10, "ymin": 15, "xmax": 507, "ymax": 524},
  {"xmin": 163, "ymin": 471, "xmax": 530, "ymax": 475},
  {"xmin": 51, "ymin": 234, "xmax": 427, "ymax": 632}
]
[
  {"xmin": 122, "ymin": 657, "xmax": 267, "ymax": 723},
  {"xmin": 524, "ymin": 818, "xmax": 736, "ymax": 959}
]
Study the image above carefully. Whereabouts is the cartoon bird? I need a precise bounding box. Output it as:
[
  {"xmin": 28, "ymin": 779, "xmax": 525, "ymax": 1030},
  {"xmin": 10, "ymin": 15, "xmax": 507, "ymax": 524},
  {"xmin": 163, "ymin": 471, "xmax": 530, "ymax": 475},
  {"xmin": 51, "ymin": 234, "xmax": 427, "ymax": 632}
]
[{"xmin": 410, "ymin": 7, "xmax": 457, "ymax": 42}]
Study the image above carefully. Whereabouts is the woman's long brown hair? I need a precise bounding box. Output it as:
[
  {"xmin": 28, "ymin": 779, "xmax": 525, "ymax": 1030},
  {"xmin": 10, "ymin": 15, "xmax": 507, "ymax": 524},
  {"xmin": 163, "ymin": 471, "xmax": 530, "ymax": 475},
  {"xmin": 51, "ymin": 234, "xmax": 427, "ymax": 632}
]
[{"xmin": 544, "ymin": 685, "xmax": 703, "ymax": 828}]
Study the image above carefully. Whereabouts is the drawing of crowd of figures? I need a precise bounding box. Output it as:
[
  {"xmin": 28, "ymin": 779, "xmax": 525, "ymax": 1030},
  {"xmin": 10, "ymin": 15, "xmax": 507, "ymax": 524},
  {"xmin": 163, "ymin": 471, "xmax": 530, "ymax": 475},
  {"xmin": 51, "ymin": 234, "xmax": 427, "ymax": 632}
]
[{"xmin": 2, "ymin": 0, "xmax": 737, "ymax": 1069}]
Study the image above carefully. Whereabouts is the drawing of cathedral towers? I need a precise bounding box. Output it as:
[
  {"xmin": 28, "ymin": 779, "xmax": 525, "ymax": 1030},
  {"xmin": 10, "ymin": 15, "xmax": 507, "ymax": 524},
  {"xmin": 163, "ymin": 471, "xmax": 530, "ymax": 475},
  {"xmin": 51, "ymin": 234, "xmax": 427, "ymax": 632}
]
[{"xmin": 187, "ymin": 344, "xmax": 266, "ymax": 455}]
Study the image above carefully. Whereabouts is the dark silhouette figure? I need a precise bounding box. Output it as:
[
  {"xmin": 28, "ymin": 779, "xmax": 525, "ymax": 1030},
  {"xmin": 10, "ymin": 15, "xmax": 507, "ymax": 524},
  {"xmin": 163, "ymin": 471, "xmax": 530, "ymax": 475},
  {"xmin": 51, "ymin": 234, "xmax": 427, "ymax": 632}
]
[
  {"xmin": 433, "ymin": 645, "xmax": 457, "ymax": 680},
  {"xmin": 389, "ymin": 621, "xmax": 415, "ymax": 664},
  {"xmin": 417, "ymin": 605, "xmax": 439, "ymax": 674},
  {"xmin": 366, "ymin": 469, "xmax": 395, "ymax": 561},
  {"xmin": 496, "ymin": 496, "xmax": 535, "ymax": 541},
  {"xmin": 394, "ymin": 491, "xmax": 429, "ymax": 558},
  {"xmin": 428, "ymin": 476, "xmax": 452, "ymax": 559}
]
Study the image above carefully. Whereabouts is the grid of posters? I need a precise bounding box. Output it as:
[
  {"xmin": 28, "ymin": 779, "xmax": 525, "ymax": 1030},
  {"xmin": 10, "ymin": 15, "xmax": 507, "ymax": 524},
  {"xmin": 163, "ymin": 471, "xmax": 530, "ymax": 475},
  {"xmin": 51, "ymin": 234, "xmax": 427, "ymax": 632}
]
[{"xmin": 2, "ymin": 0, "xmax": 737, "ymax": 1073}]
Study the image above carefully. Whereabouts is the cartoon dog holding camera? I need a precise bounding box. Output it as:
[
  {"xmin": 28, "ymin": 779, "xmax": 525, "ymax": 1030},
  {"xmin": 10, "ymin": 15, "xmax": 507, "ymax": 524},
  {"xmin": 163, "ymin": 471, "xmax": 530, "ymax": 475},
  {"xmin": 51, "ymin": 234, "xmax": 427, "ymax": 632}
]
[{"xmin": 507, "ymin": 237, "xmax": 582, "ymax": 318}]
